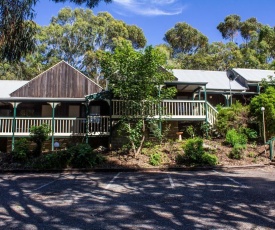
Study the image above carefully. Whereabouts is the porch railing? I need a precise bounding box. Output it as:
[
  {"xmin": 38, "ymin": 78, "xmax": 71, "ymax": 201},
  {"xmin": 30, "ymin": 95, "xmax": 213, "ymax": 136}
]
[
  {"xmin": 112, "ymin": 100, "xmax": 217, "ymax": 122},
  {"xmin": 160, "ymin": 100, "xmax": 206, "ymax": 118},
  {"xmin": 0, "ymin": 100, "xmax": 218, "ymax": 137},
  {"xmin": 0, "ymin": 116, "xmax": 110, "ymax": 136}
]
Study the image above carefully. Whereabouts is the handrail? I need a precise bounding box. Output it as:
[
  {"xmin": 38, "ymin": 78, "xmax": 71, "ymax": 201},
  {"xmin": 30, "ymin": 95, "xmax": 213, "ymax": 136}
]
[
  {"xmin": 206, "ymin": 102, "xmax": 219, "ymax": 126},
  {"xmin": 206, "ymin": 102, "xmax": 218, "ymax": 113}
]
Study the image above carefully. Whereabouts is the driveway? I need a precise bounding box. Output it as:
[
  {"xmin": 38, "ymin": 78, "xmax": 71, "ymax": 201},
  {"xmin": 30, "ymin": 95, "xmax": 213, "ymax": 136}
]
[{"xmin": 0, "ymin": 167, "xmax": 275, "ymax": 229}]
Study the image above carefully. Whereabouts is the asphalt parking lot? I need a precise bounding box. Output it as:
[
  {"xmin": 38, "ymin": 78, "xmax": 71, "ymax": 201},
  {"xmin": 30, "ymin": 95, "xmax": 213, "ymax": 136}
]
[{"xmin": 0, "ymin": 167, "xmax": 275, "ymax": 229}]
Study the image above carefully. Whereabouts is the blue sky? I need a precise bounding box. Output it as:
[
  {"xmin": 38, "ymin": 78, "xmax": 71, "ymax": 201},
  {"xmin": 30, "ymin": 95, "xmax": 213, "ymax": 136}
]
[{"xmin": 34, "ymin": 0, "xmax": 275, "ymax": 46}]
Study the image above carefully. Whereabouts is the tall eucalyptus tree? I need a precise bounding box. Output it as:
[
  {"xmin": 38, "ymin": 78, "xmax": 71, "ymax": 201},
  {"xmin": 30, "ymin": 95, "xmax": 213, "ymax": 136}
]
[{"xmin": 0, "ymin": 0, "xmax": 112, "ymax": 62}]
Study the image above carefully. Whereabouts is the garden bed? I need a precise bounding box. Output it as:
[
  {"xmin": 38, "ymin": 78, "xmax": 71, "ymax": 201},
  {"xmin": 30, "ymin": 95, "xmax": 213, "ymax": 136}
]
[{"xmin": 0, "ymin": 139, "xmax": 271, "ymax": 170}]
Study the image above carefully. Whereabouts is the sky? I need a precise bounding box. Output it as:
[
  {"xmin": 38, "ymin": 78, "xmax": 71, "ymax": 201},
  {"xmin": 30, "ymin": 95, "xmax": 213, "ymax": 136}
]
[{"xmin": 34, "ymin": 0, "xmax": 275, "ymax": 46}]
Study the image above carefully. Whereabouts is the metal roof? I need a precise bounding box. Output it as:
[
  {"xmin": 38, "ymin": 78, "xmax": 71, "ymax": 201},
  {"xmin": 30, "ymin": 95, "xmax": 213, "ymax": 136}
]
[
  {"xmin": 0, "ymin": 80, "xmax": 29, "ymax": 98},
  {"xmin": 233, "ymin": 68, "xmax": 275, "ymax": 82},
  {"xmin": 172, "ymin": 69, "xmax": 246, "ymax": 91}
]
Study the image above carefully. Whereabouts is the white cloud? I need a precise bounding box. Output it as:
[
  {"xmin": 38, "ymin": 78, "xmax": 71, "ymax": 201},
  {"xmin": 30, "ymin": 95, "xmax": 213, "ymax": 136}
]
[{"xmin": 113, "ymin": 0, "xmax": 185, "ymax": 16}]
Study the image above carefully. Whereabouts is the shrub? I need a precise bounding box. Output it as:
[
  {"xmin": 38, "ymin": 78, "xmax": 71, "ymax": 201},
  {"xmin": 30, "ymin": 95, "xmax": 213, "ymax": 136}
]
[
  {"xmin": 226, "ymin": 129, "xmax": 247, "ymax": 147},
  {"xmin": 175, "ymin": 153, "xmax": 186, "ymax": 164},
  {"xmin": 12, "ymin": 138, "xmax": 30, "ymax": 162},
  {"xmin": 27, "ymin": 147, "xmax": 105, "ymax": 169},
  {"xmin": 228, "ymin": 144, "xmax": 245, "ymax": 160},
  {"xmin": 250, "ymin": 86, "xmax": 275, "ymax": 138},
  {"xmin": 149, "ymin": 153, "xmax": 162, "ymax": 166},
  {"xmin": 143, "ymin": 141, "xmax": 154, "ymax": 148},
  {"xmin": 94, "ymin": 153, "xmax": 106, "ymax": 165},
  {"xmin": 247, "ymin": 152, "xmax": 256, "ymax": 158},
  {"xmin": 66, "ymin": 135, "xmax": 85, "ymax": 149},
  {"xmin": 201, "ymin": 153, "xmax": 218, "ymax": 166},
  {"xmin": 216, "ymin": 102, "xmax": 249, "ymax": 136},
  {"xmin": 242, "ymin": 128, "xmax": 258, "ymax": 140},
  {"xmin": 67, "ymin": 143, "xmax": 97, "ymax": 168},
  {"xmin": 200, "ymin": 122, "xmax": 211, "ymax": 138},
  {"xmin": 186, "ymin": 125, "xmax": 195, "ymax": 138},
  {"xmin": 184, "ymin": 138, "xmax": 204, "ymax": 163},
  {"xmin": 30, "ymin": 150, "xmax": 71, "ymax": 169},
  {"xmin": 29, "ymin": 123, "xmax": 51, "ymax": 157}
]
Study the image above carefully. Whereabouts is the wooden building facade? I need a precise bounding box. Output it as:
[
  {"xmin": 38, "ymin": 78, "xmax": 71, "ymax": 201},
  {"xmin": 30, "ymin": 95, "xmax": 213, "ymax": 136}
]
[{"xmin": 4, "ymin": 62, "xmax": 269, "ymax": 152}]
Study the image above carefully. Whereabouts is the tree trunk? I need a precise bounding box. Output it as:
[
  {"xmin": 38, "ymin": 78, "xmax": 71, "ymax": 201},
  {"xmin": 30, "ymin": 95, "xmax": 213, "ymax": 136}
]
[{"xmin": 134, "ymin": 120, "xmax": 146, "ymax": 158}]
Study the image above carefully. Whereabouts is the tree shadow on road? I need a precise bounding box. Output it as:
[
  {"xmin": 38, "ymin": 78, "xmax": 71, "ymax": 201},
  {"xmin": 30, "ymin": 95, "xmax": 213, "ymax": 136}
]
[{"xmin": 0, "ymin": 170, "xmax": 274, "ymax": 229}]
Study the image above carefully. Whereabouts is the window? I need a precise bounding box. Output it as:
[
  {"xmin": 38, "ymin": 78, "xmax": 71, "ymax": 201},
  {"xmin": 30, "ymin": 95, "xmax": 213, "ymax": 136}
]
[
  {"xmin": 69, "ymin": 105, "xmax": 80, "ymax": 117},
  {"xmin": 89, "ymin": 106, "xmax": 100, "ymax": 115}
]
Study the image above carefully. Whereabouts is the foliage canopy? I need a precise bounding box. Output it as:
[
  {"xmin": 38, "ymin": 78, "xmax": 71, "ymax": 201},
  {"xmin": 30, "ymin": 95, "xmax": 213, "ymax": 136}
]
[
  {"xmin": 100, "ymin": 41, "xmax": 176, "ymax": 157},
  {"xmin": 0, "ymin": 0, "xmax": 112, "ymax": 62}
]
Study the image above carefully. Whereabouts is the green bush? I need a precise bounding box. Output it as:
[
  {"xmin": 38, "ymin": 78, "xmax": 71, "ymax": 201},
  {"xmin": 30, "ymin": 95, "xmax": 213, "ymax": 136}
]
[
  {"xmin": 226, "ymin": 129, "xmax": 247, "ymax": 147},
  {"xmin": 12, "ymin": 138, "xmax": 30, "ymax": 162},
  {"xmin": 184, "ymin": 138, "xmax": 204, "ymax": 163},
  {"xmin": 28, "ymin": 146, "xmax": 105, "ymax": 170},
  {"xmin": 175, "ymin": 153, "xmax": 186, "ymax": 164},
  {"xmin": 200, "ymin": 122, "xmax": 211, "ymax": 138},
  {"xmin": 94, "ymin": 153, "xmax": 106, "ymax": 165},
  {"xmin": 50, "ymin": 150, "xmax": 71, "ymax": 168},
  {"xmin": 250, "ymin": 87, "xmax": 275, "ymax": 138},
  {"xmin": 67, "ymin": 143, "xmax": 97, "ymax": 168},
  {"xmin": 229, "ymin": 144, "xmax": 245, "ymax": 160},
  {"xmin": 247, "ymin": 152, "xmax": 256, "ymax": 158},
  {"xmin": 29, "ymin": 123, "xmax": 51, "ymax": 156},
  {"xmin": 216, "ymin": 102, "xmax": 249, "ymax": 136},
  {"xmin": 30, "ymin": 150, "xmax": 71, "ymax": 169},
  {"xmin": 149, "ymin": 153, "xmax": 162, "ymax": 166},
  {"xmin": 186, "ymin": 125, "xmax": 195, "ymax": 138},
  {"xmin": 242, "ymin": 128, "xmax": 258, "ymax": 140},
  {"xmin": 201, "ymin": 153, "xmax": 218, "ymax": 166}
]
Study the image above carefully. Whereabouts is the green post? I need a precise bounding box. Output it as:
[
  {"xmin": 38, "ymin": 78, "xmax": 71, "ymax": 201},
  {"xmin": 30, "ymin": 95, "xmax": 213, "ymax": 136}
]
[
  {"xmin": 204, "ymin": 86, "xmax": 209, "ymax": 138},
  {"xmin": 267, "ymin": 138, "xmax": 274, "ymax": 161},
  {"xmin": 48, "ymin": 102, "xmax": 59, "ymax": 151},
  {"xmin": 226, "ymin": 96, "xmax": 229, "ymax": 107},
  {"xmin": 109, "ymin": 99, "xmax": 112, "ymax": 150},
  {"xmin": 51, "ymin": 102, "xmax": 55, "ymax": 151},
  {"xmin": 224, "ymin": 95, "xmax": 229, "ymax": 107},
  {"xmin": 11, "ymin": 102, "xmax": 19, "ymax": 151},
  {"xmin": 158, "ymin": 85, "xmax": 162, "ymax": 133},
  {"xmin": 257, "ymin": 83, "xmax": 260, "ymax": 94},
  {"xmin": 85, "ymin": 101, "xmax": 89, "ymax": 144},
  {"xmin": 270, "ymin": 140, "xmax": 273, "ymax": 161}
]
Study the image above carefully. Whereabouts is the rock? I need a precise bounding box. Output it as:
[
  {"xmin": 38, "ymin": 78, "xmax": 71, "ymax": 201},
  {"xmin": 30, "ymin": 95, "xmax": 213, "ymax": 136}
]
[{"xmin": 203, "ymin": 143, "xmax": 217, "ymax": 151}]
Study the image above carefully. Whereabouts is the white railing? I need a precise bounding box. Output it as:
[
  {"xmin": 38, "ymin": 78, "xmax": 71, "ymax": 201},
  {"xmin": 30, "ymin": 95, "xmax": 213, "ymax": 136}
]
[
  {"xmin": 0, "ymin": 101, "xmax": 218, "ymax": 137},
  {"xmin": 112, "ymin": 99, "xmax": 218, "ymax": 125},
  {"xmin": 87, "ymin": 115, "xmax": 110, "ymax": 135},
  {"xmin": 206, "ymin": 102, "xmax": 218, "ymax": 126},
  {"xmin": 0, "ymin": 117, "xmax": 110, "ymax": 136},
  {"xmin": 161, "ymin": 100, "xmax": 206, "ymax": 117},
  {"xmin": 112, "ymin": 100, "xmax": 206, "ymax": 118}
]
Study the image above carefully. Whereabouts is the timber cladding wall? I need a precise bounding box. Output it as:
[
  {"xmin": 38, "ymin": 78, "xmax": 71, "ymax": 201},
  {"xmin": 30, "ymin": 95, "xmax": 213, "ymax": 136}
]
[{"xmin": 10, "ymin": 61, "xmax": 102, "ymax": 98}]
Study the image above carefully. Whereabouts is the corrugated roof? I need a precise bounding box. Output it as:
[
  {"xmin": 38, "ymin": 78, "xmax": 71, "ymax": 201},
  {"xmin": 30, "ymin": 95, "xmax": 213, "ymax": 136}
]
[
  {"xmin": 0, "ymin": 80, "xmax": 29, "ymax": 98},
  {"xmin": 172, "ymin": 69, "xmax": 246, "ymax": 91},
  {"xmin": 233, "ymin": 68, "xmax": 275, "ymax": 82}
]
